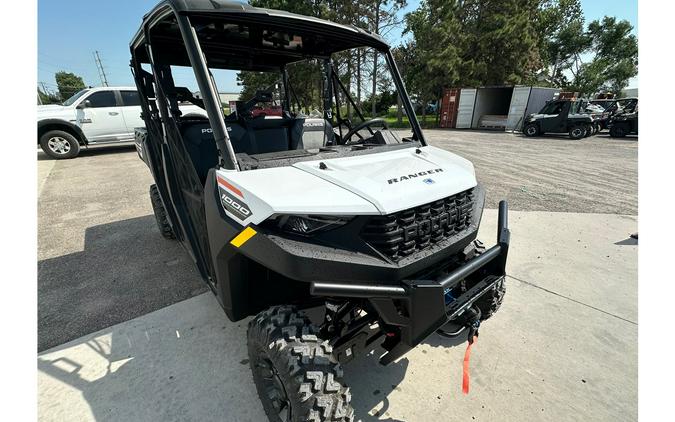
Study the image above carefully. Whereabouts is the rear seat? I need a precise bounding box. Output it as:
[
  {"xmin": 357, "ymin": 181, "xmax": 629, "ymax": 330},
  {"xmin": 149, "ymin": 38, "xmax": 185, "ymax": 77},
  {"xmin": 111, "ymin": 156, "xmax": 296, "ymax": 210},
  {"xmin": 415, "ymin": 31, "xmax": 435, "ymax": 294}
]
[{"xmin": 179, "ymin": 116, "xmax": 335, "ymax": 183}]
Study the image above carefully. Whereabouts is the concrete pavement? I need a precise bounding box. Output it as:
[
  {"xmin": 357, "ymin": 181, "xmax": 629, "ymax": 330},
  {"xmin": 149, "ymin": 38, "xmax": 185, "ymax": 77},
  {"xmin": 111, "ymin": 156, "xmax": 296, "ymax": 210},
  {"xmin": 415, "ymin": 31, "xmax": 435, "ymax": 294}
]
[{"xmin": 38, "ymin": 209, "xmax": 637, "ymax": 422}]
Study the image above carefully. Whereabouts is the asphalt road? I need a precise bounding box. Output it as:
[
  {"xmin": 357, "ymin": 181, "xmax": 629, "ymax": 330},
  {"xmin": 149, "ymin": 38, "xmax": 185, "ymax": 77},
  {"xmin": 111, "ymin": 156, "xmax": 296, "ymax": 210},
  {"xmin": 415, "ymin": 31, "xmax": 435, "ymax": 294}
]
[
  {"xmin": 37, "ymin": 145, "xmax": 207, "ymax": 351},
  {"xmin": 37, "ymin": 130, "xmax": 638, "ymax": 351}
]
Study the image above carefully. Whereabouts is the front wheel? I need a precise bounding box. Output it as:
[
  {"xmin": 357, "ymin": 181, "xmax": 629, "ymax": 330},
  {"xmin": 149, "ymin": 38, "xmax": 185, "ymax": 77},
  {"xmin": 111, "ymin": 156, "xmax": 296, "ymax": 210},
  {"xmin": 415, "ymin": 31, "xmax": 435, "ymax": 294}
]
[
  {"xmin": 248, "ymin": 306, "xmax": 354, "ymax": 422},
  {"xmin": 569, "ymin": 125, "xmax": 585, "ymax": 140},
  {"xmin": 39, "ymin": 130, "xmax": 81, "ymax": 159},
  {"xmin": 523, "ymin": 123, "xmax": 540, "ymax": 137}
]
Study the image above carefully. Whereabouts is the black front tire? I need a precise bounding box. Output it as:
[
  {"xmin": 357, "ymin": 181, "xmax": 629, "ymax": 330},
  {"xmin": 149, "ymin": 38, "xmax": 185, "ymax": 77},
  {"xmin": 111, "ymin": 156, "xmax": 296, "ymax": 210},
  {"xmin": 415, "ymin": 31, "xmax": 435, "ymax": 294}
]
[
  {"xmin": 583, "ymin": 124, "xmax": 593, "ymax": 137},
  {"xmin": 609, "ymin": 125, "xmax": 627, "ymax": 138},
  {"xmin": 248, "ymin": 306, "xmax": 354, "ymax": 422},
  {"xmin": 569, "ymin": 125, "xmax": 585, "ymax": 139},
  {"xmin": 523, "ymin": 123, "xmax": 540, "ymax": 137},
  {"xmin": 39, "ymin": 130, "xmax": 81, "ymax": 159},
  {"xmin": 149, "ymin": 184, "xmax": 175, "ymax": 239}
]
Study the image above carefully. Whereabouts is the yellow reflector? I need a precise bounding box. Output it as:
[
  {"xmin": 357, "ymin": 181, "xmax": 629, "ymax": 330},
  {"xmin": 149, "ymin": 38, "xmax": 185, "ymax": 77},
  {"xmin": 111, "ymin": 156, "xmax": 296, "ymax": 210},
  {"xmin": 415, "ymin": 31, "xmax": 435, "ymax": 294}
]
[{"xmin": 230, "ymin": 226, "xmax": 257, "ymax": 248}]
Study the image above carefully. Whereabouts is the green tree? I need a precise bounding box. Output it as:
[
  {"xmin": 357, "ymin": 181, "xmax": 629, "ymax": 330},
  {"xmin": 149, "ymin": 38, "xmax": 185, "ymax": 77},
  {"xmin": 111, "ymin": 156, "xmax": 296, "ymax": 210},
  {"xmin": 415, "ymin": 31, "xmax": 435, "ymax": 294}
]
[
  {"xmin": 571, "ymin": 17, "xmax": 637, "ymax": 96},
  {"xmin": 537, "ymin": 0, "xmax": 590, "ymax": 86},
  {"xmin": 38, "ymin": 88, "xmax": 61, "ymax": 105},
  {"xmin": 54, "ymin": 71, "xmax": 86, "ymax": 101},
  {"xmin": 403, "ymin": 0, "xmax": 464, "ymax": 123},
  {"xmin": 458, "ymin": 0, "xmax": 542, "ymax": 86}
]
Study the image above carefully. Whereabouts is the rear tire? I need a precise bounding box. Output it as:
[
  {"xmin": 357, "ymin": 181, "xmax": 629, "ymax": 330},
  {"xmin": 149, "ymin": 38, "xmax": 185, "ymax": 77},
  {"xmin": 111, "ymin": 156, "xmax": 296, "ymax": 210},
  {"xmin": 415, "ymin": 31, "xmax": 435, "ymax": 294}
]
[
  {"xmin": 583, "ymin": 124, "xmax": 593, "ymax": 137},
  {"xmin": 39, "ymin": 130, "xmax": 81, "ymax": 159},
  {"xmin": 248, "ymin": 306, "xmax": 354, "ymax": 422},
  {"xmin": 523, "ymin": 123, "xmax": 540, "ymax": 137},
  {"xmin": 149, "ymin": 184, "xmax": 175, "ymax": 239},
  {"xmin": 609, "ymin": 125, "xmax": 627, "ymax": 138},
  {"xmin": 569, "ymin": 125, "xmax": 585, "ymax": 140}
]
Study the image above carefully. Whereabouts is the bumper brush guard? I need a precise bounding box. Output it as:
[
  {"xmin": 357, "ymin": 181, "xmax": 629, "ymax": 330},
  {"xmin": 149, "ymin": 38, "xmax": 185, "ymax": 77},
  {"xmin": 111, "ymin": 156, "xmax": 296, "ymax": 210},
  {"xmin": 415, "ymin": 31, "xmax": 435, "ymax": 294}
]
[{"xmin": 311, "ymin": 200, "xmax": 510, "ymax": 365}]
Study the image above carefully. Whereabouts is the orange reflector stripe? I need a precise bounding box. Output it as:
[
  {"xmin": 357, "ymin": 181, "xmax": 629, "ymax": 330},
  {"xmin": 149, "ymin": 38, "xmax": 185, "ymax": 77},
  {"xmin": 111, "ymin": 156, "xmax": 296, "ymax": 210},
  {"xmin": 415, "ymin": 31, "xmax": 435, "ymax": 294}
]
[
  {"xmin": 462, "ymin": 336, "xmax": 477, "ymax": 395},
  {"xmin": 230, "ymin": 227, "xmax": 257, "ymax": 248},
  {"xmin": 217, "ymin": 176, "xmax": 244, "ymax": 198}
]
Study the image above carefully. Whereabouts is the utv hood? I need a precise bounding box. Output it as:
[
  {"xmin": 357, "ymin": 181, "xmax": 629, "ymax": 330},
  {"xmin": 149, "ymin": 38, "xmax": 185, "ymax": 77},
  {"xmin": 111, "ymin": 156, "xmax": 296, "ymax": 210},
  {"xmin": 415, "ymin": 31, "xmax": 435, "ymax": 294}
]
[{"xmin": 293, "ymin": 145, "xmax": 477, "ymax": 214}]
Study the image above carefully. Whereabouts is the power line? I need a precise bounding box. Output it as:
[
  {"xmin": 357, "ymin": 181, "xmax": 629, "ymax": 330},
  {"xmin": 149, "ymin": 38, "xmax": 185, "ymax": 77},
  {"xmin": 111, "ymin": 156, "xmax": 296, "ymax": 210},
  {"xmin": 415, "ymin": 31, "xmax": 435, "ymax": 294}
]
[{"xmin": 94, "ymin": 51, "xmax": 109, "ymax": 87}]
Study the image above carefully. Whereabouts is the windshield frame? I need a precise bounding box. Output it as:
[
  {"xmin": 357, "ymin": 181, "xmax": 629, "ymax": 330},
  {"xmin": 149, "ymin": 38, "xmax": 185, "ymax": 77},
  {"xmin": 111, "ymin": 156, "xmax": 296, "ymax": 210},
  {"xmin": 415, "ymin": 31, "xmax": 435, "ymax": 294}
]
[{"xmin": 62, "ymin": 89, "xmax": 90, "ymax": 106}]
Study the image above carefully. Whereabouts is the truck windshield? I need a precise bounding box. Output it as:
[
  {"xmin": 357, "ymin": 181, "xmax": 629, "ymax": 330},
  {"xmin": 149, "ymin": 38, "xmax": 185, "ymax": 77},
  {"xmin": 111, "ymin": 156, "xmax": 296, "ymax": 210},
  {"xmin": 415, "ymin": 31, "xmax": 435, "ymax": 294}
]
[{"xmin": 62, "ymin": 89, "xmax": 90, "ymax": 106}]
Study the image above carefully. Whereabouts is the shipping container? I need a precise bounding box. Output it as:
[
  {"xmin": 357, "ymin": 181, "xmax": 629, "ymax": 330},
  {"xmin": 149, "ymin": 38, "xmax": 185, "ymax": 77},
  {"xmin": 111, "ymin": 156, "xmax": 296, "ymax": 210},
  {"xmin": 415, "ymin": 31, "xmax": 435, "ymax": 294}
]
[
  {"xmin": 471, "ymin": 86, "xmax": 514, "ymax": 129},
  {"xmin": 439, "ymin": 88, "xmax": 460, "ymax": 128},
  {"xmin": 451, "ymin": 85, "xmax": 560, "ymax": 131}
]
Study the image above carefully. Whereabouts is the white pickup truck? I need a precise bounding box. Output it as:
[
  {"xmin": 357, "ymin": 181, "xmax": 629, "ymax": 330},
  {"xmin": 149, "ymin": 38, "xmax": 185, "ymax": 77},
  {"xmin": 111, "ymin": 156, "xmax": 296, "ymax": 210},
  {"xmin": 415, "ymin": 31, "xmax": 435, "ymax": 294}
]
[{"xmin": 37, "ymin": 86, "xmax": 206, "ymax": 159}]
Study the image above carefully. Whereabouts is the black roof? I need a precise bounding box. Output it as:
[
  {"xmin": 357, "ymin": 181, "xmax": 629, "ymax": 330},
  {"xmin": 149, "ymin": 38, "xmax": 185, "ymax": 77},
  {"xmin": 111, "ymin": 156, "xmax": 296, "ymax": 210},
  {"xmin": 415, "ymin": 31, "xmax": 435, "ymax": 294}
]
[{"xmin": 131, "ymin": 0, "xmax": 389, "ymax": 71}]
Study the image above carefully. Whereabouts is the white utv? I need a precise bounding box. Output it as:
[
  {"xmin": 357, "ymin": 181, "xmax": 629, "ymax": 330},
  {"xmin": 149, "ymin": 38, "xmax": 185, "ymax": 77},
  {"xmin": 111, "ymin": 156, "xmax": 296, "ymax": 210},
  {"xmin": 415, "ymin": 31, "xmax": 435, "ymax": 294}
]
[{"xmin": 131, "ymin": 1, "xmax": 510, "ymax": 421}]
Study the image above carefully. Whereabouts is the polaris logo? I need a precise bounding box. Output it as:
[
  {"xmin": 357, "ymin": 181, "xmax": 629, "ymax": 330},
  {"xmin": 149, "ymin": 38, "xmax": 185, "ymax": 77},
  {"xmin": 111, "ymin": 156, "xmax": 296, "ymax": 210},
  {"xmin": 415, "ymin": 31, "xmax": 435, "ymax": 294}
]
[
  {"xmin": 201, "ymin": 127, "xmax": 232, "ymax": 134},
  {"xmin": 387, "ymin": 169, "xmax": 443, "ymax": 184}
]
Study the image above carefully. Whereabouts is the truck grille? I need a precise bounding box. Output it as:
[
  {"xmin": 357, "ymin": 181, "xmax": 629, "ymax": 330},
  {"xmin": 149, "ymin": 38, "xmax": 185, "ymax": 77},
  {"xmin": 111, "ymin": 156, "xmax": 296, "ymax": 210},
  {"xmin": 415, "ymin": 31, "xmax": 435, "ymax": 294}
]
[{"xmin": 361, "ymin": 189, "xmax": 474, "ymax": 261}]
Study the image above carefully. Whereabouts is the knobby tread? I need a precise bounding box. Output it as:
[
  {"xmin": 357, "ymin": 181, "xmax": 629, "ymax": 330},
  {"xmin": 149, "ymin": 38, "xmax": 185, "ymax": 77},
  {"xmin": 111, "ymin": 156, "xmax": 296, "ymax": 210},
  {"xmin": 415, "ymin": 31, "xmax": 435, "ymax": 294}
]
[
  {"xmin": 248, "ymin": 306, "xmax": 354, "ymax": 422},
  {"xmin": 149, "ymin": 184, "xmax": 175, "ymax": 239}
]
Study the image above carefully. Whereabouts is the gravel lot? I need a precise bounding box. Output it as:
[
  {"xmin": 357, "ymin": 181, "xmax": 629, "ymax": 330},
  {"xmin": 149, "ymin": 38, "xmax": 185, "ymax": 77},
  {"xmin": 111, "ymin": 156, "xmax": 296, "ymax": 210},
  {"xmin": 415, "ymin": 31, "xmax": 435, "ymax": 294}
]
[
  {"xmin": 425, "ymin": 130, "xmax": 638, "ymax": 215},
  {"xmin": 37, "ymin": 129, "xmax": 638, "ymax": 351}
]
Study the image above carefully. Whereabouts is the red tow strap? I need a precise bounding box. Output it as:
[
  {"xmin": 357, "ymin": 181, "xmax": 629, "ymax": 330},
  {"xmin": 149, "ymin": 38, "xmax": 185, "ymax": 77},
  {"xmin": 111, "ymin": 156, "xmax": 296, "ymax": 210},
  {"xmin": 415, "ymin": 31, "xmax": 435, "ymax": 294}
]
[{"xmin": 462, "ymin": 336, "xmax": 478, "ymax": 395}]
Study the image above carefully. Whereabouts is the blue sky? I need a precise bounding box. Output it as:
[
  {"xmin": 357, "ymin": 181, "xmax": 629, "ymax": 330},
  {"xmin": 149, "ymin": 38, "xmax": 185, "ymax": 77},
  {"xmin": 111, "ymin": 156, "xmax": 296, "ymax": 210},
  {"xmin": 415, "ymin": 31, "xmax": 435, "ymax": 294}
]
[{"xmin": 38, "ymin": 0, "xmax": 637, "ymax": 95}]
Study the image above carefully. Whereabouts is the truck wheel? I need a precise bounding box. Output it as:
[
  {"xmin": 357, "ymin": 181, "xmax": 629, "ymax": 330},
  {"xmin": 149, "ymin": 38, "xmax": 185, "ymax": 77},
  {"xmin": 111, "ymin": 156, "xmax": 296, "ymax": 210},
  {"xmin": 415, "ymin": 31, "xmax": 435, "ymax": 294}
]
[
  {"xmin": 583, "ymin": 124, "xmax": 593, "ymax": 137},
  {"xmin": 39, "ymin": 130, "xmax": 81, "ymax": 159},
  {"xmin": 248, "ymin": 306, "xmax": 354, "ymax": 422},
  {"xmin": 569, "ymin": 126, "xmax": 585, "ymax": 140},
  {"xmin": 523, "ymin": 123, "xmax": 540, "ymax": 137},
  {"xmin": 463, "ymin": 241, "xmax": 506, "ymax": 321},
  {"xmin": 149, "ymin": 184, "xmax": 175, "ymax": 239},
  {"xmin": 609, "ymin": 125, "xmax": 626, "ymax": 138}
]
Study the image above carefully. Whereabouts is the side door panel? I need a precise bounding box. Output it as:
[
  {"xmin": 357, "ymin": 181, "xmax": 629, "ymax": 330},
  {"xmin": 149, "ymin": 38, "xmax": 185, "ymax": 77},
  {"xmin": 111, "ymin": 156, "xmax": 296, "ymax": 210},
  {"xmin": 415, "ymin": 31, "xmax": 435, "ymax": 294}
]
[
  {"xmin": 539, "ymin": 101, "xmax": 568, "ymax": 133},
  {"xmin": 119, "ymin": 90, "xmax": 146, "ymax": 138},
  {"xmin": 77, "ymin": 91, "xmax": 128, "ymax": 143}
]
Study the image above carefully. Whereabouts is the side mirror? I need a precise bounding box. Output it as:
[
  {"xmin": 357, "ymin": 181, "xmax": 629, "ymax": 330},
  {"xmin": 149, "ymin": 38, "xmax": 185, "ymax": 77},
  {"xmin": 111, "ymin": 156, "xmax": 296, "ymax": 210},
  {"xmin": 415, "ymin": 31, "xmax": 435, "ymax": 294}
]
[{"xmin": 77, "ymin": 100, "xmax": 92, "ymax": 109}]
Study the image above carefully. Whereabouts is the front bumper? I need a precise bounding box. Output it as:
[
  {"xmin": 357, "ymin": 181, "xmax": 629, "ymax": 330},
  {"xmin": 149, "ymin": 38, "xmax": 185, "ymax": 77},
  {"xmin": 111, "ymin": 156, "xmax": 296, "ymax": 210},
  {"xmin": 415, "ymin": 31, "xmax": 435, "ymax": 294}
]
[{"xmin": 311, "ymin": 201, "xmax": 510, "ymax": 365}]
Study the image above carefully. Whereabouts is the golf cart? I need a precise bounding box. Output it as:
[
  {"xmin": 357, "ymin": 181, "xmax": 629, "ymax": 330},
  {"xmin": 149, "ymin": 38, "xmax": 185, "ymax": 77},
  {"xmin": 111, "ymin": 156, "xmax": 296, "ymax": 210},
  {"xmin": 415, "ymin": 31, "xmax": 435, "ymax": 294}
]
[
  {"xmin": 523, "ymin": 98, "xmax": 597, "ymax": 139},
  {"xmin": 131, "ymin": 1, "xmax": 510, "ymax": 420}
]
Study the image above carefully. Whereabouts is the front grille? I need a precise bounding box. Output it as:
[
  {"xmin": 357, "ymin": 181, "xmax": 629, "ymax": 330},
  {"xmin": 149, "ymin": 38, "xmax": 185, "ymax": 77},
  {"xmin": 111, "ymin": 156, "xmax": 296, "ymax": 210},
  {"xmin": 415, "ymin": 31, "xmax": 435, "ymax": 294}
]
[{"xmin": 361, "ymin": 189, "xmax": 474, "ymax": 261}]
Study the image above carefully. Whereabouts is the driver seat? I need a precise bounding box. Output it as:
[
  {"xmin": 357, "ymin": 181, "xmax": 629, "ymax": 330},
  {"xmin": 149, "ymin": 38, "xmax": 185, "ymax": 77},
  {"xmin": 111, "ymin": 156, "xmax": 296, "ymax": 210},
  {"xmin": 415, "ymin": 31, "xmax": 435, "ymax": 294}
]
[{"xmin": 290, "ymin": 118, "xmax": 335, "ymax": 150}]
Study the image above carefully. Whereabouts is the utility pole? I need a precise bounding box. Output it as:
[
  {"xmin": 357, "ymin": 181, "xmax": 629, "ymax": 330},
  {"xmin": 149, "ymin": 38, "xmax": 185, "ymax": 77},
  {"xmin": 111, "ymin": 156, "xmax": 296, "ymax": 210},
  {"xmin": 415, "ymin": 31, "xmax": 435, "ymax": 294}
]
[{"xmin": 94, "ymin": 51, "xmax": 109, "ymax": 87}]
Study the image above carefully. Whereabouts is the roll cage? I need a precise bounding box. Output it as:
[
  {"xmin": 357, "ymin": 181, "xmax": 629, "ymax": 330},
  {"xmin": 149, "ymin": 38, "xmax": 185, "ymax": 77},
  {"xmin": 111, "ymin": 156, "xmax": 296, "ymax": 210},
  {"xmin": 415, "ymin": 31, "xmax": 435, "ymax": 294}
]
[{"xmin": 129, "ymin": 0, "xmax": 425, "ymax": 172}]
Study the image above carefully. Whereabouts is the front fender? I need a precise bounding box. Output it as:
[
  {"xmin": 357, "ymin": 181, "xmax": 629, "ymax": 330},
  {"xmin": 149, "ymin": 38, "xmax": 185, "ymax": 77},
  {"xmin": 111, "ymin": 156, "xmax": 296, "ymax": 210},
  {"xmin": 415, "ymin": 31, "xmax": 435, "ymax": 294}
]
[{"xmin": 37, "ymin": 119, "xmax": 88, "ymax": 144}]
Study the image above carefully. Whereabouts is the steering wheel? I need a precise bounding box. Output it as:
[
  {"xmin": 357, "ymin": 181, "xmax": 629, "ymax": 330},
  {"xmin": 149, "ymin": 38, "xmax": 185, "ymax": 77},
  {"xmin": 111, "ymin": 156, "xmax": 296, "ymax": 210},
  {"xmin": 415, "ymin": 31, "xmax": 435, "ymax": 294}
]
[{"xmin": 342, "ymin": 118, "xmax": 389, "ymax": 145}]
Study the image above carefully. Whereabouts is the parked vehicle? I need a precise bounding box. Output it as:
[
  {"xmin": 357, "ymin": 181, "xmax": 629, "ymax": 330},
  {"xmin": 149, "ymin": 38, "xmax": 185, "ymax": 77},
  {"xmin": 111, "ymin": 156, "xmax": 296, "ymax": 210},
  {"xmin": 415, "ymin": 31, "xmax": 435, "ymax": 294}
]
[
  {"xmin": 37, "ymin": 86, "xmax": 205, "ymax": 159},
  {"xmin": 588, "ymin": 97, "xmax": 638, "ymax": 130},
  {"xmin": 522, "ymin": 99, "xmax": 596, "ymax": 139},
  {"xmin": 132, "ymin": 1, "xmax": 510, "ymax": 421},
  {"xmin": 609, "ymin": 109, "xmax": 638, "ymax": 137}
]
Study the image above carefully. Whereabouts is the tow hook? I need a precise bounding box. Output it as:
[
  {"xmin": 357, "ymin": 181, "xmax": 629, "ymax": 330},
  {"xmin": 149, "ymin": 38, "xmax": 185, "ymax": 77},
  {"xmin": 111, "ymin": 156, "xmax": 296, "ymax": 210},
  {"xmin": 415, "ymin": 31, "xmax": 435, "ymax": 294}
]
[{"xmin": 465, "ymin": 308, "xmax": 481, "ymax": 343}]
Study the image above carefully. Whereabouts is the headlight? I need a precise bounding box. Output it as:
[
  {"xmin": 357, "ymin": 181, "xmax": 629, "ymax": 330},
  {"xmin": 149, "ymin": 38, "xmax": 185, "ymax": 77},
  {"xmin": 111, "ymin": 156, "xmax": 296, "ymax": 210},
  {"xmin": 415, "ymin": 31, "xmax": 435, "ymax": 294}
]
[{"xmin": 269, "ymin": 215, "xmax": 354, "ymax": 236}]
